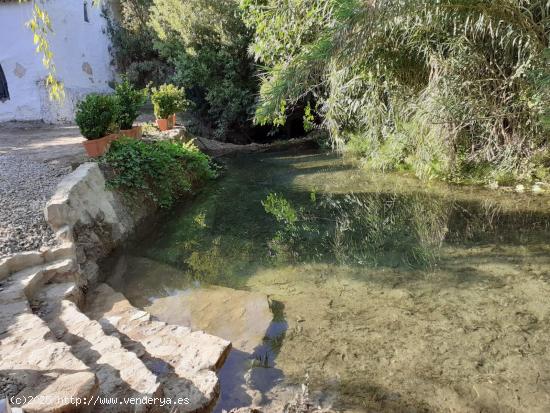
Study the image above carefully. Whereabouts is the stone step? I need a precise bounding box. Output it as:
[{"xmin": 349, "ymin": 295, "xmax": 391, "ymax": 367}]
[
  {"xmin": 36, "ymin": 283, "xmax": 163, "ymax": 412},
  {"xmin": 86, "ymin": 283, "xmax": 232, "ymax": 412},
  {"xmin": 0, "ymin": 264, "xmax": 98, "ymax": 412},
  {"xmin": 0, "ymin": 258, "xmax": 76, "ymax": 308}
]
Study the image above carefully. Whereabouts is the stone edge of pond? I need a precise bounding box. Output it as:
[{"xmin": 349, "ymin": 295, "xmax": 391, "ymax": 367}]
[{"xmin": 0, "ymin": 161, "xmax": 231, "ymax": 412}]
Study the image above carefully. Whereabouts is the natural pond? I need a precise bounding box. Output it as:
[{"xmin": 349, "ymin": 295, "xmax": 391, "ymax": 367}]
[{"xmin": 106, "ymin": 150, "xmax": 550, "ymax": 412}]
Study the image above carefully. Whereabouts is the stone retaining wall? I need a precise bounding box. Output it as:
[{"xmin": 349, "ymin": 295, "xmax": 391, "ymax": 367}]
[
  {"xmin": 1, "ymin": 162, "xmax": 154, "ymax": 285},
  {"xmin": 45, "ymin": 162, "xmax": 156, "ymax": 286}
]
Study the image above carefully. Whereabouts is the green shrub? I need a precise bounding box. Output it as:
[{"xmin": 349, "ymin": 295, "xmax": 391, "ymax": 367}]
[
  {"xmin": 114, "ymin": 77, "xmax": 147, "ymax": 130},
  {"xmin": 150, "ymin": 84, "xmax": 188, "ymax": 120},
  {"xmin": 101, "ymin": 137, "xmax": 216, "ymax": 208},
  {"xmin": 149, "ymin": 0, "xmax": 258, "ymax": 140},
  {"xmin": 262, "ymin": 193, "xmax": 298, "ymax": 225},
  {"xmin": 75, "ymin": 94, "xmax": 118, "ymax": 139}
]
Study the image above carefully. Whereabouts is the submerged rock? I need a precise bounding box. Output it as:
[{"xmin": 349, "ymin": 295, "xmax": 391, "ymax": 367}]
[{"xmin": 146, "ymin": 285, "xmax": 273, "ymax": 353}]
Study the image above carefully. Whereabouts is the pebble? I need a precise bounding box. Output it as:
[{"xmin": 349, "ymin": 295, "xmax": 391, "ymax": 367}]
[
  {"xmin": 0, "ymin": 154, "xmax": 71, "ymax": 257},
  {"xmin": 514, "ymin": 184, "xmax": 525, "ymax": 193},
  {"xmin": 532, "ymin": 184, "xmax": 544, "ymax": 194}
]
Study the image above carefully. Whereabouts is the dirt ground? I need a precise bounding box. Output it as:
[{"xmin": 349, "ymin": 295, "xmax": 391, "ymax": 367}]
[{"xmin": 0, "ymin": 121, "xmax": 86, "ymax": 165}]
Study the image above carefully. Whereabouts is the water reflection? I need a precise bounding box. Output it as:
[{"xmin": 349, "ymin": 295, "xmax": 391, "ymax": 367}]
[
  {"xmin": 263, "ymin": 191, "xmax": 449, "ymax": 268},
  {"xmin": 132, "ymin": 183, "xmax": 549, "ymax": 289}
]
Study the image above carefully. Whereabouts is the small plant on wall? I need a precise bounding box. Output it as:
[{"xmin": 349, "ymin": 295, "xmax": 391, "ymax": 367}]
[
  {"xmin": 114, "ymin": 76, "xmax": 147, "ymax": 138},
  {"xmin": 150, "ymin": 84, "xmax": 189, "ymax": 131},
  {"xmin": 75, "ymin": 93, "xmax": 118, "ymax": 157}
]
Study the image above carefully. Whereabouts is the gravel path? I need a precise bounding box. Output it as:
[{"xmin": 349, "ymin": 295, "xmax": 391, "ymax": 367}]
[
  {"xmin": 0, "ymin": 121, "xmax": 86, "ymax": 257},
  {"xmin": 0, "ymin": 154, "xmax": 71, "ymax": 255}
]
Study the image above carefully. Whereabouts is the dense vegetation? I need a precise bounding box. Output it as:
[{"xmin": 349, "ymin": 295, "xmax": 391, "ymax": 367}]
[
  {"xmin": 106, "ymin": 0, "xmax": 259, "ymax": 141},
  {"xmin": 101, "ymin": 138, "xmax": 216, "ymax": 208},
  {"xmin": 242, "ymin": 0, "xmax": 550, "ymax": 183},
  {"xmin": 107, "ymin": 0, "xmax": 549, "ymax": 183}
]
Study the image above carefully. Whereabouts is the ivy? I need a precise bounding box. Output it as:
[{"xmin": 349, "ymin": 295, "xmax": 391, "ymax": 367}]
[{"xmin": 101, "ymin": 138, "xmax": 216, "ymax": 208}]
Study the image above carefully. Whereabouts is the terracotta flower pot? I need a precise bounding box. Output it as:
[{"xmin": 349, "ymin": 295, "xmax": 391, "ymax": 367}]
[
  {"xmin": 156, "ymin": 118, "xmax": 173, "ymax": 131},
  {"xmin": 171, "ymin": 114, "xmax": 177, "ymax": 126},
  {"xmin": 119, "ymin": 125, "xmax": 142, "ymax": 139},
  {"xmin": 82, "ymin": 133, "xmax": 119, "ymax": 157},
  {"xmin": 105, "ymin": 133, "xmax": 120, "ymax": 144}
]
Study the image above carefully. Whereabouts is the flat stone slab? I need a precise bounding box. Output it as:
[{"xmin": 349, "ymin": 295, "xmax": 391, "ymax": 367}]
[{"xmin": 146, "ymin": 285, "xmax": 273, "ymax": 353}]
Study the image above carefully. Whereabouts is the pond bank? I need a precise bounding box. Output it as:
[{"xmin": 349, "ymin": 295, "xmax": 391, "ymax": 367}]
[{"xmin": 0, "ymin": 160, "xmax": 231, "ymax": 411}]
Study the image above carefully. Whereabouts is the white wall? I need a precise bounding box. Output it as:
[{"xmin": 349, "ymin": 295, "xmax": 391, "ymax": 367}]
[{"xmin": 0, "ymin": 0, "xmax": 115, "ymax": 123}]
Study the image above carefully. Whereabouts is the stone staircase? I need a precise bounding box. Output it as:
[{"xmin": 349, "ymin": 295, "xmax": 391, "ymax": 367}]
[
  {"xmin": 0, "ymin": 259, "xmax": 98, "ymax": 412},
  {"xmin": 0, "ymin": 259, "xmax": 231, "ymax": 412},
  {"xmin": 85, "ymin": 283, "xmax": 231, "ymax": 412},
  {"xmin": 36, "ymin": 285, "xmax": 162, "ymax": 412}
]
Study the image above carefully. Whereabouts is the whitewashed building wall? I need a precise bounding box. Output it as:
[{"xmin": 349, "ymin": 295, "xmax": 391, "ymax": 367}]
[{"xmin": 0, "ymin": 0, "xmax": 115, "ymax": 123}]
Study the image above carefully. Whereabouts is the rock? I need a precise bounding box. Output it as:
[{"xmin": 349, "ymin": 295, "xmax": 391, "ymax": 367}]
[
  {"xmin": 146, "ymin": 285, "xmax": 273, "ymax": 353},
  {"xmin": 22, "ymin": 372, "xmax": 98, "ymax": 413},
  {"xmin": 45, "ymin": 162, "xmax": 154, "ymax": 265},
  {"xmin": 515, "ymin": 184, "xmax": 525, "ymax": 193},
  {"xmin": 45, "ymin": 163, "xmax": 118, "ymax": 231},
  {"xmin": 532, "ymin": 183, "xmax": 544, "ymax": 194}
]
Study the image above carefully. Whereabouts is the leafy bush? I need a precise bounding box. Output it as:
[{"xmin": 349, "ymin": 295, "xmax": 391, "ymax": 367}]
[
  {"xmin": 75, "ymin": 94, "xmax": 118, "ymax": 139},
  {"xmin": 114, "ymin": 77, "xmax": 147, "ymax": 130},
  {"xmin": 150, "ymin": 84, "xmax": 188, "ymax": 119},
  {"xmin": 149, "ymin": 0, "xmax": 259, "ymax": 139},
  {"xmin": 262, "ymin": 193, "xmax": 298, "ymax": 225},
  {"xmin": 101, "ymin": 137, "xmax": 216, "ymax": 208}
]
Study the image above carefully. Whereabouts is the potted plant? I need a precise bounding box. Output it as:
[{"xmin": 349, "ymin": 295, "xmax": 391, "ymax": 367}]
[
  {"xmin": 75, "ymin": 93, "xmax": 118, "ymax": 157},
  {"xmin": 114, "ymin": 76, "xmax": 147, "ymax": 139},
  {"xmin": 150, "ymin": 84, "xmax": 188, "ymax": 131}
]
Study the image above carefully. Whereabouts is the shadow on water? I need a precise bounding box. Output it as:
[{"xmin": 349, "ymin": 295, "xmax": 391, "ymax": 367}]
[{"xmin": 216, "ymin": 318, "xmax": 288, "ymax": 412}]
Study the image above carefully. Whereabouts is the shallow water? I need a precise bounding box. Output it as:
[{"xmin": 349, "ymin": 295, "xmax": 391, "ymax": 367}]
[{"xmin": 107, "ymin": 151, "xmax": 550, "ymax": 412}]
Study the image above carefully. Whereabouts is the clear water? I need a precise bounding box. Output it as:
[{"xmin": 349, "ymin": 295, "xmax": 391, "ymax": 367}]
[{"xmin": 107, "ymin": 151, "xmax": 550, "ymax": 412}]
